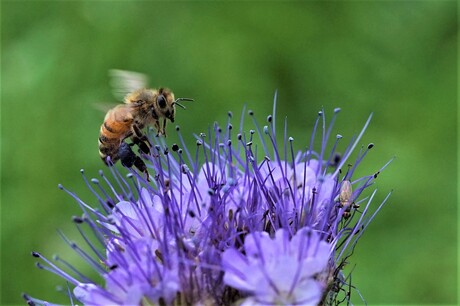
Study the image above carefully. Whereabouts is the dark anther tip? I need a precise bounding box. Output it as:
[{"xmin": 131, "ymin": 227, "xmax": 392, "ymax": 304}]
[
  {"xmin": 248, "ymin": 110, "xmax": 254, "ymax": 116},
  {"xmin": 368, "ymin": 143, "xmax": 374, "ymax": 149},
  {"xmin": 172, "ymin": 144, "xmax": 179, "ymax": 152},
  {"xmin": 72, "ymin": 216, "xmax": 84, "ymax": 223},
  {"xmin": 31, "ymin": 252, "xmax": 40, "ymax": 258},
  {"xmin": 175, "ymin": 126, "xmax": 180, "ymax": 131},
  {"xmin": 267, "ymin": 115, "xmax": 272, "ymax": 123}
]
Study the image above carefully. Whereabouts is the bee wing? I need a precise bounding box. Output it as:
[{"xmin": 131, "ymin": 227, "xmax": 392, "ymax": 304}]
[
  {"xmin": 93, "ymin": 102, "xmax": 116, "ymax": 113},
  {"xmin": 109, "ymin": 69, "xmax": 149, "ymax": 102}
]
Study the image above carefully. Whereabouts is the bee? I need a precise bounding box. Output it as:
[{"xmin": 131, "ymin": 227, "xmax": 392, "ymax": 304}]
[{"xmin": 98, "ymin": 70, "xmax": 193, "ymax": 180}]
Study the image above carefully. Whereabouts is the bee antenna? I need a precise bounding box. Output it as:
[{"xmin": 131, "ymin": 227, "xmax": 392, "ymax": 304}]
[
  {"xmin": 173, "ymin": 98, "xmax": 194, "ymax": 110},
  {"xmin": 174, "ymin": 102, "xmax": 186, "ymax": 109}
]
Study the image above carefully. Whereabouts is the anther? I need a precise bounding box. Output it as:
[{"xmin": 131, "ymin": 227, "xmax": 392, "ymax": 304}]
[
  {"xmin": 72, "ymin": 216, "xmax": 84, "ymax": 223},
  {"xmin": 175, "ymin": 126, "xmax": 180, "ymax": 131},
  {"xmin": 172, "ymin": 144, "xmax": 179, "ymax": 151},
  {"xmin": 248, "ymin": 110, "xmax": 254, "ymax": 116},
  {"xmin": 228, "ymin": 111, "xmax": 233, "ymax": 118},
  {"xmin": 109, "ymin": 264, "xmax": 118, "ymax": 270},
  {"xmin": 368, "ymin": 143, "xmax": 374, "ymax": 149},
  {"xmin": 182, "ymin": 165, "xmax": 189, "ymax": 173},
  {"xmin": 334, "ymin": 108, "xmax": 341, "ymax": 113},
  {"xmin": 267, "ymin": 115, "xmax": 272, "ymax": 123}
]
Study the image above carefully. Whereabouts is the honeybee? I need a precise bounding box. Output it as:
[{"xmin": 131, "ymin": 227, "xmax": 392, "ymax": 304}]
[{"xmin": 98, "ymin": 70, "xmax": 193, "ymax": 180}]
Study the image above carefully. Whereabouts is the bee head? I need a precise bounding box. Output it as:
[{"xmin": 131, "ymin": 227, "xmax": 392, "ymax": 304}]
[
  {"xmin": 156, "ymin": 88, "xmax": 193, "ymax": 122},
  {"xmin": 157, "ymin": 88, "xmax": 176, "ymax": 122}
]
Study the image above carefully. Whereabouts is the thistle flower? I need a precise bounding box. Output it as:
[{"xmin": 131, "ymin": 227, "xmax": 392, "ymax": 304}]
[{"xmin": 24, "ymin": 97, "xmax": 392, "ymax": 306}]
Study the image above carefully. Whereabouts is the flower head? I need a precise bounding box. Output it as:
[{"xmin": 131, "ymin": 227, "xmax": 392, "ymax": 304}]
[{"xmin": 25, "ymin": 98, "xmax": 392, "ymax": 305}]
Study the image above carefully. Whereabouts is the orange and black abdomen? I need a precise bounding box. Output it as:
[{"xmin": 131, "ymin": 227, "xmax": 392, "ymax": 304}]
[{"xmin": 99, "ymin": 106, "xmax": 134, "ymax": 165}]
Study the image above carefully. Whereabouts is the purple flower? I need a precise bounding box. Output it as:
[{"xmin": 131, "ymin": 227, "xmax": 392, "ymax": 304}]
[
  {"xmin": 222, "ymin": 228, "xmax": 332, "ymax": 305},
  {"xmin": 24, "ymin": 99, "xmax": 392, "ymax": 306}
]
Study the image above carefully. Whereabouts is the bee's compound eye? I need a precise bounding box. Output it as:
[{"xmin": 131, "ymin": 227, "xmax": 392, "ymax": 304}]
[{"xmin": 157, "ymin": 95, "xmax": 167, "ymax": 108}]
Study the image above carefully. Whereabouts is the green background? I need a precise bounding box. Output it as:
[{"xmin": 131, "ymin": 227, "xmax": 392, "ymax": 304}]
[{"xmin": 1, "ymin": 1, "xmax": 457, "ymax": 305}]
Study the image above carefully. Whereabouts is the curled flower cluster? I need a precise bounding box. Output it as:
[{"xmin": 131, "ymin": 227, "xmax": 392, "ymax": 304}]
[{"xmin": 25, "ymin": 100, "xmax": 392, "ymax": 306}]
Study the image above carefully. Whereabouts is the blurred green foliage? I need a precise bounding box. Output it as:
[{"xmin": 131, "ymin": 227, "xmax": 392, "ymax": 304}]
[{"xmin": 1, "ymin": 2, "xmax": 457, "ymax": 305}]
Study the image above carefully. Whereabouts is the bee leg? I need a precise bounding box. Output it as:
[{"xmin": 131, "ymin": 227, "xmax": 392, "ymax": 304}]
[
  {"xmin": 118, "ymin": 142, "xmax": 150, "ymax": 181},
  {"xmin": 133, "ymin": 156, "xmax": 150, "ymax": 181},
  {"xmin": 132, "ymin": 136, "xmax": 150, "ymax": 154},
  {"xmin": 154, "ymin": 119, "xmax": 162, "ymax": 137},
  {"xmin": 162, "ymin": 118, "xmax": 167, "ymax": 137},
  {"xmin": 132, "ymin": 125, "xmax": 152, "ymax": 147}
]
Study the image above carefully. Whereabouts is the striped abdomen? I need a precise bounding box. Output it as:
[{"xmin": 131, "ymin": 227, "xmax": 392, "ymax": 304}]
[{"xmin": 99, "ymin": 106, "xmax": 134, "ymax": 165}]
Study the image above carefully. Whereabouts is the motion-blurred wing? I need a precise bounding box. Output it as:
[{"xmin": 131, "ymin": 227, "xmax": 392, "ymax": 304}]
[
  {"xmin": 93, "ymin": 102, "xmax": 115, "ymax": 114},
  {"xmin": 109, "ymin": 69, "xmax": 149, "ymax": 102}
]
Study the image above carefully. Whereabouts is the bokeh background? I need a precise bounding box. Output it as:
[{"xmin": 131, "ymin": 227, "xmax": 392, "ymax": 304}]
[{"xmin": 2, "ymin": 1, "xmax": 457, "ymax": 305}]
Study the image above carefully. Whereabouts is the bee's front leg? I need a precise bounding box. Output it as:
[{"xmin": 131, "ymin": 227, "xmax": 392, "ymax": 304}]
[
  {"xmin": 161, "ymin": 118, "xmax": 167, "ymax": 137},
  {"xmin": 153, "ymin": 119, "xmax": 162, "ymax": 137}
]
